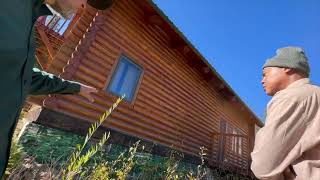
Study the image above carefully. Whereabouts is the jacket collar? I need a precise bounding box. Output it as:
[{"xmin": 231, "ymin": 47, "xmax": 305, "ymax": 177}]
[
  {"xmin": 273, "ymin": 78, "xmax": 310, "ymax": 97},
  {"xmin": 286, "ymin": 78, "xmax": 310, "ymax": 89}
]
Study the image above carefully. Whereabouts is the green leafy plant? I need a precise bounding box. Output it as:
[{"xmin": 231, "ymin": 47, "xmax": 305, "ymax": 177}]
[
  {"xmin": 113, "ymin": 141, "xmax": 141, "ymax": 179},
  {"xmin": 164, "ymin": 149, "xmax": 184, "ymax": 180},
  {"xmin": 61, "ymin": 95, "xmax": 124, "ymax": 180},
  {"xmin": 187, "ymin": 146, "xmax": 207, "ymax": 180},
  {"xmin": 4, "ymin": 140, "xmax": 25, "ymax": 178},
  {"xmin": 88, "ymin": 141, "xmax": 141, "ymax": 180}
]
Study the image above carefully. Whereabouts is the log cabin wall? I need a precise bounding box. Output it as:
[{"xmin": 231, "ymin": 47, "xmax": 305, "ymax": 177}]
[{"xmin": 30, "ymin": 0, "xmax": 261, "ymax": 161}]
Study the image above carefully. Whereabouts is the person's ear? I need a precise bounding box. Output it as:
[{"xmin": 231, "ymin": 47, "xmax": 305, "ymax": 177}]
[{"xmin": 284, "ymin": 68, "xmax": 295, "ymax": 75}]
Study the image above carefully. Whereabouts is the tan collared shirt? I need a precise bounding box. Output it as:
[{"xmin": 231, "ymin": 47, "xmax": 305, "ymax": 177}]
[{"xmin": 251, "ymin": 78, "xmax": 320, "ymax": 180}]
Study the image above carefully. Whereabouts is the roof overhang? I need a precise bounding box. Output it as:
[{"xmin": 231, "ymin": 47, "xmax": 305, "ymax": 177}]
[{"xmin": 136, "ymin": 0, "xmax": 264, "ymax": 127}]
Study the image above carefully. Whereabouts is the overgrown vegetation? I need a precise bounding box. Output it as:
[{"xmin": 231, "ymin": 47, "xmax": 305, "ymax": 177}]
[
  {"xmin": 6, "ymin": 96, "xmax": 254, "ymax": 179},
  {"xmin": 61, "ymin": 95, "xmax": 124, "ymax": 180},
  {"xmin": 88, "ymin": 141, "xmax": 140, "ymax": 180},
  {"xmin": 4, "ymin": 140, "xmax": 25, "ymax": 178}
]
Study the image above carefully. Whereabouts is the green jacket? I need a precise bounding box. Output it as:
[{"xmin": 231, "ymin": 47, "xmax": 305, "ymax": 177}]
[{"xmin": 0, "ymin": 0, "xmax": 81, "ymax": 176}]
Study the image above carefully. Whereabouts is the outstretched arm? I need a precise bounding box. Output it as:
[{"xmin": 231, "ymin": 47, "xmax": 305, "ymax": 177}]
[{"xmin": 29, "ymin": 68, "xmax": 97, "ymax": 102}]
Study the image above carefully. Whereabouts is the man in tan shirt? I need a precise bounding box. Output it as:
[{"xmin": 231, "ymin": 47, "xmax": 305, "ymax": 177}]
[{"xmin": 251, "ymin": 47, "xmax": 320, "ymax": 180}]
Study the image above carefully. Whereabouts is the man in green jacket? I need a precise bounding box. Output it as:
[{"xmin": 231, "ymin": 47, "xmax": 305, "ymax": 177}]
[{"xmin": 0, "ymin": 0, "xmax": 113, "ymax": 177}]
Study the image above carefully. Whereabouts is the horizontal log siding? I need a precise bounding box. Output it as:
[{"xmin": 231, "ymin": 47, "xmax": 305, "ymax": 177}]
[{"xmin": 31, "ymin": 0, "xmax": 253, "ymax": 159}]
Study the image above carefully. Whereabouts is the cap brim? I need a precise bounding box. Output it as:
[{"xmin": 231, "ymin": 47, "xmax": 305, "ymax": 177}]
[{"xmin": 87, "ymin": 0, "xmax": 113, "ymax": 10}]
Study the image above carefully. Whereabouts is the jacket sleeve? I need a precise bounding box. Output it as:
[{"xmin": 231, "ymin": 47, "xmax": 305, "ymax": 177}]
[
  {"xmin": 29, "ymin": 68, "xmax": 81, "ymax": 95},
  {"xmin": 251, "ymin": 97, "xmax": 307, "ymax": 179}
]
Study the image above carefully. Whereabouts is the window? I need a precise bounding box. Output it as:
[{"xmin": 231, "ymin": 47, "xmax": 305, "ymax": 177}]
[
  {"xmin": 106, "ymin": 55, "xmax": 142, "ymax": 102},
  {"xmin": 44, "ymin": 14, "xmax": 75, "ymax": 35},
  {"xmin": 231, "ymin": 129, "xmax": 237, "ymax": 152},
  {"xmin": 238, "ymin": 132, "xmax": 242, "ymax": 155},
  {"xmin": 231, "ymin": 128, "xmax": 243, "ymax": 156}
]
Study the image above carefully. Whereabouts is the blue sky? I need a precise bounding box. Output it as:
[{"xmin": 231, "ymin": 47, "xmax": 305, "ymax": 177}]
[{"xmin": 153, "ymin": 0, "xmax": 320, "ymax": 120}]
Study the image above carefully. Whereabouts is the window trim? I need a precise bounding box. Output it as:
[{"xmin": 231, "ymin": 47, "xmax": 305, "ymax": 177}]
[{"xmin": 104, "ymin": 53, "xmax": 144, "ymax": 105}]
